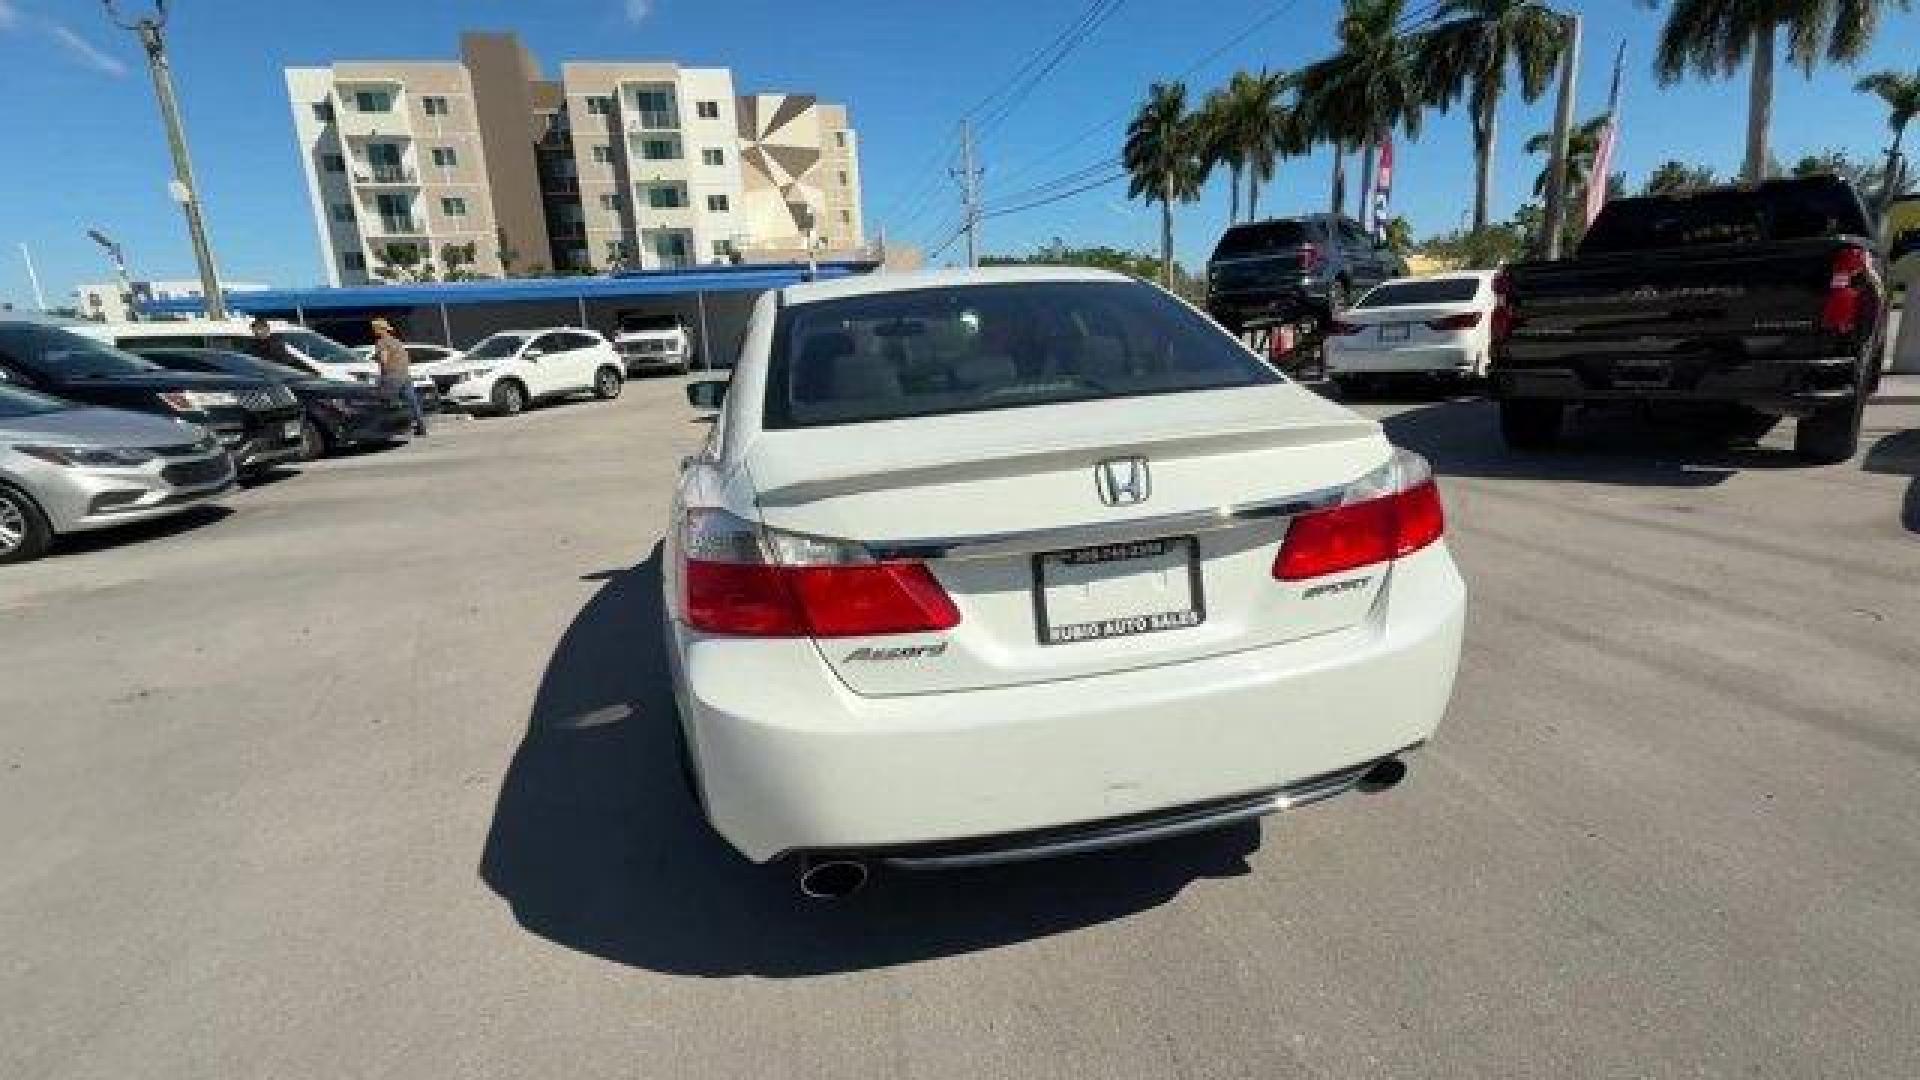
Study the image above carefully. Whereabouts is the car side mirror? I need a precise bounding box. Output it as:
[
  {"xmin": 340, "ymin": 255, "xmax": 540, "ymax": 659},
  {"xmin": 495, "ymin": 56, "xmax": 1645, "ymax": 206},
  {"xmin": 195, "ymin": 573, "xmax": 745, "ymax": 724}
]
[{"xmin": 686, "ymin": 377, "xmax": 728, "ymax": 411}]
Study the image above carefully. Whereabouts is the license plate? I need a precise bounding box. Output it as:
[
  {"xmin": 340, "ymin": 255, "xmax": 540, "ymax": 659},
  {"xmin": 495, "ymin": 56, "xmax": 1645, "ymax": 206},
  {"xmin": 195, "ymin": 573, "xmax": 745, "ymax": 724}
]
[
  {"xmin": 1379, "ymin": 323, "xmax": 1411, "ymax": 343},
  {"xmin": 1034, "ymin": 537, "xmax": 1204, "ymax": 645},
  {"xmin": 282, "ymin": 420, "xmax": 303, "ymax": 439}
]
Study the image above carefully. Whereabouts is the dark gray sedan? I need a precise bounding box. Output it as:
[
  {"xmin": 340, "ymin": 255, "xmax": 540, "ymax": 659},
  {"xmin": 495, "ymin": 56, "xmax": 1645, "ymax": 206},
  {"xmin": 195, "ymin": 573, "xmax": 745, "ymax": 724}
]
[{"xmin": 0, "ymin": 384, "xmax": 233, "ymax": 563}]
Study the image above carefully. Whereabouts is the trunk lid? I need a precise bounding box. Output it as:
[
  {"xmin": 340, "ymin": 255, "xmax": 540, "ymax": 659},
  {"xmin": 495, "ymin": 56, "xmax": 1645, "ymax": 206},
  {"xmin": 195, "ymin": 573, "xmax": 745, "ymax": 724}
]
[{"xmin": 745, "ymin": 384, "xmax": 1395, "ymax": 696}]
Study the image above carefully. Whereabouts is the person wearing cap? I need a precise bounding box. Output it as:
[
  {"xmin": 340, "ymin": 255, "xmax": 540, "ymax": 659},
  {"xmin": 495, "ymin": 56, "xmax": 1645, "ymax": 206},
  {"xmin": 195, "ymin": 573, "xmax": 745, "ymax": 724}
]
[{"xmin": 371, "ymin": 318, "xmax": 427, "ymax": 437}]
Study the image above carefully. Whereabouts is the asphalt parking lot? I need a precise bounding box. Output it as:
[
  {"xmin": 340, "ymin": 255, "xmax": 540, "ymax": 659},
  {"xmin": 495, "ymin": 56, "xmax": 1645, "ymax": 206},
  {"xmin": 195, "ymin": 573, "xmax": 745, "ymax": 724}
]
[{"xmin": 3, "ymin": 376, "xmax": 1917, "ymax": 1079}]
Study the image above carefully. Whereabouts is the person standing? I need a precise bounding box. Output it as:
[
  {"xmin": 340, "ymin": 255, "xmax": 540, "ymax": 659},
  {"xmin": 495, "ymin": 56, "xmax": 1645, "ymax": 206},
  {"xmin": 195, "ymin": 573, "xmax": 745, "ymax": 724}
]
[{"xmin": 371, "ymin": 318, "xmax": 427, "ymax": 437}]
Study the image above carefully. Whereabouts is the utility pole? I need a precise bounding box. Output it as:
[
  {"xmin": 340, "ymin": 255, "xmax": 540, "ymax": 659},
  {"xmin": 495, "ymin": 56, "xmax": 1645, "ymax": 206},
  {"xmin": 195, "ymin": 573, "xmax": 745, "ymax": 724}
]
[
  {"xmin": 104, "ymin": 0, "xmax": 226, "ymax": 319},
  {"xmin": 1541, "ymin": 10, "xmax": 1583, "ymax": 261},
  {"xmin": 952, "ymin": 120, "xmax": 983, "ymax": 268},
  {"xmin": 18, "ymin": 244, "xmax": 48, "ymax": 311}
]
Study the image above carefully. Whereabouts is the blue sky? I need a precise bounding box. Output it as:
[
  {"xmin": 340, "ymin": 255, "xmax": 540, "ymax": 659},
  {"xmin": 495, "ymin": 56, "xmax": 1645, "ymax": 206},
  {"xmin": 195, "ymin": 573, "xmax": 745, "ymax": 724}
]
[{"xmin": 2, "ymin": 0, "xmax": 1915, "ymax": 308}]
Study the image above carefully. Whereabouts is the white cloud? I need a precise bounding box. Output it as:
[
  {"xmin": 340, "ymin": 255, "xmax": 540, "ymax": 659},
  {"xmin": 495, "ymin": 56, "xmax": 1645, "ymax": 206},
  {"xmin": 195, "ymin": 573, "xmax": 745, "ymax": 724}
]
[
  {"xmin": 0, "ymin": 0, "xmax": 19, "ymax": 30},
  {"xmin": 624, "ymin": 0, "xmax": 652, "ymax": 23},
  {"xmin": 48, "ymin": 23, "xmax": 129, "ymax": 77}
]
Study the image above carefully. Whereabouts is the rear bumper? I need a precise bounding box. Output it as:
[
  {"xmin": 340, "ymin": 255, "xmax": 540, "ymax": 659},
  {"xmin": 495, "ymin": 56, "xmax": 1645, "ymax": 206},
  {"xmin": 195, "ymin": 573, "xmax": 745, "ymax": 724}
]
[
  {"xmin": 622, "ymin": 351, "xmax": 688, "ymax": 374},
  {"xmin": 1490, "ymin": 355, "xmax": 1864, "ymax": 414},
  {"xmin": 1330, "ymin": 343, "xmax": 1479, "ymax": 375},
  {"xmin": 671, "ymin": 543, "xmax": 1466, "ymax": 864}
]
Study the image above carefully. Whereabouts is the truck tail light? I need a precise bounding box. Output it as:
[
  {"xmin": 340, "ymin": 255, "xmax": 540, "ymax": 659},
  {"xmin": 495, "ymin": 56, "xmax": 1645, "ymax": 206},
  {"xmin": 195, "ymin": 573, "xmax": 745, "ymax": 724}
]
[
  {"xmin": 1490, "ymin": 270, "xmax": 1518, "ymax": 344},
  {"xmin": 1428, "ymin": 311, "xmax": 1483, "ymax": 332},
  {"xmin": 1297, "ymin": 243, "xmax": 1326, "ymax": 273},
  {"xmin": 681, "ymin": 509, "xmax": 960, "ymax": 638},
  {"xmin": 1820, "ymin": 247, "xmax": 1873, "ymax": 334},
  {"xmin": 1274, "ymin": 449, "xmax": 1445, "ymax": 581}
]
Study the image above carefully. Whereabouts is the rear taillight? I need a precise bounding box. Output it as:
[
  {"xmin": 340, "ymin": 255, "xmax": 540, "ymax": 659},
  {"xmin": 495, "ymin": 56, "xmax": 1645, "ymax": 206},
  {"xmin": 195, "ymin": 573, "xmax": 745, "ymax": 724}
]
[
  {"xmin": 1490, "ymin": 270, "xmax": 1517, "ymax": 343},
  {"xmin": 1297, "ymin": 243, "xmax": 1325, "ymax": 273},
  {"xmin": 1274, "ymin": 449, "xmax": 1445, "ymax": 581},
  {"xmin": 1820, "ymin": 247, "xmax": 1873, "ymax": 334},
  {"xmin": 1428, "ymin": 311, "xmax": 1483, "ymax": 332},
  {"xmin": 681, "ymin": 509, "xmax": 960, "ymax": 637},
  {"xmin": 1328, "ymin": 320, "xmax": 1365, "ymax": 336}
]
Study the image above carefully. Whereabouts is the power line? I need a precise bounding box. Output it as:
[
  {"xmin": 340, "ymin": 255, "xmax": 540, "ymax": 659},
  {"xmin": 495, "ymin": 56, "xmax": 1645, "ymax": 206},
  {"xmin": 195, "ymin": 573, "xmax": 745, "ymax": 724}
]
[
  {"xmin": 982, "ymin": 169, "xmax": 1130, "ymax": 221},
  {"xmin": 975, "ymin": 0, "xmax": 1128, "ymax": 139}
]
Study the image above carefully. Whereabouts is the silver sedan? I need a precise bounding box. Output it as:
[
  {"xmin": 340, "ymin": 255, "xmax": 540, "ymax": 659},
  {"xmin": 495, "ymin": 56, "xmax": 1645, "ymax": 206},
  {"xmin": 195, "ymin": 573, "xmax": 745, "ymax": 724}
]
[{"xmin": 0, "ymin": 384, "xmax": 234, "ymax": 564}]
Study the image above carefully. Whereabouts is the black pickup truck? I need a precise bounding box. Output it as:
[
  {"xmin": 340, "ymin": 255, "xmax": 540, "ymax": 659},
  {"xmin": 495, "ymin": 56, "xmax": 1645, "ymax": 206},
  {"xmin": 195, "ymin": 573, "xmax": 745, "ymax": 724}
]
[{"xmin": 1489, "ymin": 175, "xmax": 1888, "ymax": 464}]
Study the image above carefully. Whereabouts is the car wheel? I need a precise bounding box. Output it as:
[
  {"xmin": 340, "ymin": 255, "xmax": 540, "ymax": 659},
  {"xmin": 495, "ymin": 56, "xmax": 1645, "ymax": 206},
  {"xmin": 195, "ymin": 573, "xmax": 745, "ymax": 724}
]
[
  {"xmin": 1794, "ymin": 392, "xmax": 1863, "ymax": 464},
  {"xmin": 0, "ymin": 484, "xmax": 53, "ymax": 565},
  {"xmin": 491, "ymin": 379, "xmax": 527, "ymax": 416},
  {"xmin": 298, "ymin": 418, "xmax": 329, "ymax": 461},
  {"xmin": 1499, "ymin": 399, "xmax": 1564, "ymax": 450},
  {"xmin": 593, "ymin": 365, "xmax": 624, "ymax": 400}
]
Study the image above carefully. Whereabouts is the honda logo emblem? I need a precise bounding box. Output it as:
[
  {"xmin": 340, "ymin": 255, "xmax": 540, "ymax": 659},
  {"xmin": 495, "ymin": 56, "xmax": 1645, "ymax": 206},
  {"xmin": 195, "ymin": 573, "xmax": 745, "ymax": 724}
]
[{"xmin": 1095, "ymin": 457, "xmax": 1152, "ymax": 507}]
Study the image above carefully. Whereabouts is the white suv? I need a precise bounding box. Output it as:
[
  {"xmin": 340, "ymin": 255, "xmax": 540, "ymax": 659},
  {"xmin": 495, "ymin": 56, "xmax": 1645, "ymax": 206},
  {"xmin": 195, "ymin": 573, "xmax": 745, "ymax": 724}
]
[
  {"xmin": 614, "ymin": 322, "xmax": 691, "ymax": 376},
  {"xmin": 436, "ymin": 328, "xmax": 625, "ymax": 415}
]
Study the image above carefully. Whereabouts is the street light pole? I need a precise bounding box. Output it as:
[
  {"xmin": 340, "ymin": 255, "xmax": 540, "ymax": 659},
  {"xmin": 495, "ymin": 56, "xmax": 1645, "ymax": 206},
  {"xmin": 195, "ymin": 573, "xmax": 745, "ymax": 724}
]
[
  {"xmin": 104, "ymin": 0, "xmax": 226, "ymax": 319},
  {"xmin": 1541, "ymin": 10, "xmax": 1582, "ymax": 261}
]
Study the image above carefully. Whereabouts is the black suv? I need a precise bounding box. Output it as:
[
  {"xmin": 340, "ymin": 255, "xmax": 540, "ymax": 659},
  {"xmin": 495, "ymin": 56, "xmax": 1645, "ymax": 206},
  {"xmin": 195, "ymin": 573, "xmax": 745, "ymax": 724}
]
[
  {"xmin": 1206, "ymin": 214, "xmax": 1407, "ymax": 333},
  {"xmin": 0, "ymin": 321, "xmax": 304, "ymax": 475},
  {"xmin": 134, "ymin": 347, "xmax": 414, "ymax": 461}
]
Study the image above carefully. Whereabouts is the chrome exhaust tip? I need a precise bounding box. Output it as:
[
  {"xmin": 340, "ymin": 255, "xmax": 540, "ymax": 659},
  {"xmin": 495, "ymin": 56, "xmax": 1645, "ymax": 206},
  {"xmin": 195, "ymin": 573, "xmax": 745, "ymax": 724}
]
[
  {"xmin": 797, "ymin": 857, "xmax": 869, "ymax": 900},
  {"xmin": 1356, "ymin": 757, "xmax": 1408, "ymax": 793}
]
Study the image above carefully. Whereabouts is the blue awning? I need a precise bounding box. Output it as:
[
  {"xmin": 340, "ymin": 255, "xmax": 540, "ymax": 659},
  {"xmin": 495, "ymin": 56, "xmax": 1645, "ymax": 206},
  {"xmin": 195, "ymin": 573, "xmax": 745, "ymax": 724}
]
[{"xmin": 137, "ymin": 261, "xmax": 873, "ymax": 316}]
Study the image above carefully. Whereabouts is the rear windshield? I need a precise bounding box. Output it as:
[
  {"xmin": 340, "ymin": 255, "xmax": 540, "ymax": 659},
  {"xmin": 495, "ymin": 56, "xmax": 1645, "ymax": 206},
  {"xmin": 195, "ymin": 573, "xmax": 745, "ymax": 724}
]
[
  {"xmin": 763, "ymin": 280, "xmax": 1278, "ymax": 429},
  {"xmin": 1580, "ymin": 181, "xmax": 1871, "ymax": 254},
  {"xmin": 1357, "ymin": 278, "xmax": 1482, "ymax": 308},
  {"xmin": 1212, "ymin": 220, "xmax": 1311, "ymax": 259}
]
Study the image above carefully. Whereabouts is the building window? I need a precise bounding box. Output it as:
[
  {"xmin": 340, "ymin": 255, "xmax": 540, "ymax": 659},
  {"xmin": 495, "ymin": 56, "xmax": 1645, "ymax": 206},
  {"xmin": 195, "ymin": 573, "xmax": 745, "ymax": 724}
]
[
  {"xmin": 354, "ymin": 91, "xmax": 394, "ymax": 113},
  {"xmin": 701, "ymin": 147, "xmax": 725, "ymax": 167},
  {"xmin": 422, "ymin": 95, "xmax": 450, "ymax": 117},
  {"xmin": 585, "ymin": 95, "xmax": 615, "ymax": 116},
  {"xmin": 330, "ymin": 203, "xmax": 357, "ymax": 224},
  {"xmin": 706, "ymin": 193, "xmax": 729, "ymax": 213},
  {"xmin": 342, "ymin": 251, "xmax": 366, "ymax": 274},
  {"xmin": 431, "ymin": 146, "xmax": 458, "ymax": 169},
  {"xmin": 646, "ymin": 184, "xmax": 687, "ymax": 209},
  {"xmin": 838, "ymin": 170, "xmax": 848, "ymax": 186},
  {"xmin": 639, "ymin": 136, "xmax": 681, "ymax": 161},
  {"xmin": 711, "ymin": 239, "xmax": 733, "ymax": 260},
  {"xmin": 321, "ymin": 153, "xmax": 346, "ymax": 173},
  {"xmin": 834, "ymin": 131, "xmax": 847, "ymax": 147},
  {"xmin": 839, "ymin": 209, "xmax": 851, "ymax": 224},
  {"xmin": 441, "ymin": 197, "xmax": 468, "ymax": 217},
  {"xmin": 696, "ymin": 100, "xmax": 720, "ymax": 120},
  {"xmin": 591, "ymin": 144, "xmax": 614, "ymax": 164},
  {"xmin": 311, "ymin": 100, "xmax": 335, "ymax": 123},
  {"xmin": 605, "ymin": 239, "xmax": 633, "ymax": 264},
  {"xmin": 599, "ymin": 192, "xmax": 626, "ymax": 212},
  {"xmin": 630, "ymin": 88, "xmax": 677, "ymax": 129}
]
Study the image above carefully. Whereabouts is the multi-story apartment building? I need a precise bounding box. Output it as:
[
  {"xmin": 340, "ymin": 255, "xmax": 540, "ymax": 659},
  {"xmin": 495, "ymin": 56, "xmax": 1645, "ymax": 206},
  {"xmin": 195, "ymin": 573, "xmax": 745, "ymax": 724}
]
[{"xmin": 286, "ymin": 33, "xmax": 864, "ymax": 286}]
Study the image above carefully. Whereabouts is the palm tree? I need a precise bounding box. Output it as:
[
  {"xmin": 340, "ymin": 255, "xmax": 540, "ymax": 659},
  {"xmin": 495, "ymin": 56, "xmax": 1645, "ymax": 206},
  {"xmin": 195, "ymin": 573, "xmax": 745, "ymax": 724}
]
[
  {"xmin": 1296, "ymin": 0, "xmax": 1430, "ymax": 228},
  {"xmin": 1857, "ymin": 68, "xmax": 1920, "ymax": 209},
  {"xmin": 1416, "ymin": 0, "xmax": 1567, "ymax": 233},
  {"xmin": 1525, "ymin": 114, "xmax": 1610, "ymax": 200},
  {"xmin": 1655, "ymin": 0, "xmax": 1909, "ymax": 184},
  {"xmin": 1200, "ymin": 70, "xmax": 1296, "ymax": 225},
  {"xmin": 1124, "ymin": 81, "xmax": 1210, "ymax": 288}
]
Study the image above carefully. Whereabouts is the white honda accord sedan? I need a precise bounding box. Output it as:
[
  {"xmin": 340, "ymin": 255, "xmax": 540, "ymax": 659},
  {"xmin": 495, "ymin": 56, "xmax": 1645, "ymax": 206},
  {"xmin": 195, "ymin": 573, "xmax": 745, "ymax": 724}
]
[{"xmin": 666, "ymin": 267, "xmax": 1465, "ymax": 895}]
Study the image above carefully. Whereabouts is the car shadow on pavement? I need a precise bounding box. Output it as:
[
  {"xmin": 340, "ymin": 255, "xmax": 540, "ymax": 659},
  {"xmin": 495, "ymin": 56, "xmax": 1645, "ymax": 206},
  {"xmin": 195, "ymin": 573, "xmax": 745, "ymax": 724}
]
[
  {"xmin": 479, "ymin": 547, "xmax": 1257, "ymax": 978},
  {"xmin": 1862, "ymin": 428, "xmax": 1920, "ymax": 534},
  {"xmin": 1379, "ymin": 398, "xmax": 1813, "ymax": 488},
  {"xmin": 54, "ymin": 505, "xmax": 233, "ymax": 558}
]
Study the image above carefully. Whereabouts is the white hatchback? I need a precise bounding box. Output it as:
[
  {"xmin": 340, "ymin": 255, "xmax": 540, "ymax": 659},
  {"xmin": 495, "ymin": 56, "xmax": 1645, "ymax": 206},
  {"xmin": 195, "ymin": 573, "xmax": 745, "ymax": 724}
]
[
  {"xmin": 667, "ymin": 268, "xmax": 1466, "ymax": 895},
  {"xmin": 1326, "ymin": 272, "xmax": 1496, "ymax": 388},
  {"xmin": 436, "ymin": 328, "xmax": 625, "ymax": 415}
]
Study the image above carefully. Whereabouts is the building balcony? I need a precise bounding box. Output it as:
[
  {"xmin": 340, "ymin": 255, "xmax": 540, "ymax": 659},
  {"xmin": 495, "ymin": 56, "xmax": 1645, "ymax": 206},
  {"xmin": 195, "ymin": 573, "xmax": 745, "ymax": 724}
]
[
  {"xmin": 366, "ymin": 217, "xmax": 426, "ymax": 237},
  {"xmin": 354, "ymin": 166, "xmax": 419, "ymax": 186},
  {"xmin": 337, "ymin": 110, "xmax": 413, "ymax": 141}
]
